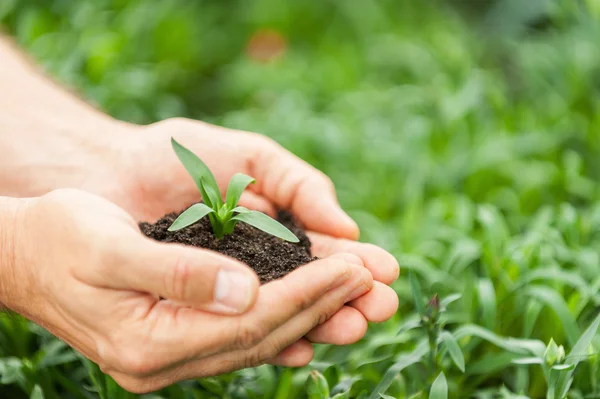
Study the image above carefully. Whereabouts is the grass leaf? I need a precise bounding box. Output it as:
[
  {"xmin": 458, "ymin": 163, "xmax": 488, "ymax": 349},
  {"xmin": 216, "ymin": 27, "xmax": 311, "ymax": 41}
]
[
  {"xmin": 30, "ymin": 385, "xmax": 44, "ymax": 399},
  {"xmin": 429, "ymin": 372, "xmax": 448, "ymax": 399},
  {"xmin": 523, "ymin": 286, "xmax": 580, "ymax": 346},
  {"xmin": 233, "ymin": 210, "xmax": 299, "ymax": 242},
  {"xmin": 168, "ymin": 203, "xmax": 214, "ymax": 231},
  {"xmin": 171, "ymin": 137, "xmax": 222, "ymax": 208},
  {"xmin": 409, "ymin": 272, "xmax": 425, "ymax": 316},
  {"xmin": 440, "ymin": 331, "xmax": 465, "ymax": 372},
  {"xmin": 226, "ymin": 173, "xmax": 255, "ymax": 209},
  {"xmin": 306, "ymin": 370, "xmax": 329, "ymax": 399},
  {"xmin": 367, "ymin": 343, "xmax": 428, "ymax": 399}
]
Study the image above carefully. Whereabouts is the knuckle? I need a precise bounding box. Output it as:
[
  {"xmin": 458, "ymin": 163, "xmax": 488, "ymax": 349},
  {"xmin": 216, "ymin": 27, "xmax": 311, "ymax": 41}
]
[
  {"xmin": 317, "ymin": 308, "xmax": 337, "ymax": 326},
  {"xmin": 315, "ymin": 171, "xmax": 335, "ymax": 191},
  {"xmin": 243, "ymin": 348, "xmax": 269, "ymax": 369},
  {"xmin": 166, "ymin": 254, "xmax": 192, "ymax": 301},
  {"xmin": 281, "ymin": 278, "xmax": 314, "ymax": 313},
  {"xmin": 235, "ymin": 322, "xmax": 267, "ymax": 350},
  {"xmin": 324, "ymin": 258, "xmax": 354, "ymax": 277}
]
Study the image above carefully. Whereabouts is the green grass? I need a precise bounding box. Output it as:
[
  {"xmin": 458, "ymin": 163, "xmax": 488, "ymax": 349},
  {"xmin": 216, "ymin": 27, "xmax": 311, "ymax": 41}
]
[{"xmin": 2, "ymin": 0, "xmax": 600, "ymax": 397}]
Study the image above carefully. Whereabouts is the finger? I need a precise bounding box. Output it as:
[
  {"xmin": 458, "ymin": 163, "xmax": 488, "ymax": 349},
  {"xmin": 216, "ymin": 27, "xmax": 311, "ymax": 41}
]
[
  {"xmin": 108, "ymin": 236, "xmax": 260, "ymax": 315},
  {"xmin": 308, "ymin": 232, "xmax": 400, "ymax": 284},
  {"xmin": 305, "ymin": 306, "xmax": 367, "ymax": 344},
  {"xmin": 130, "ymin": 262, "xmax": 373, "ymax": 387},
  {"xmin": 132, "ymin": 253, "xmax": 366, "ymax": 367},
  {"xmin": 249, "ymin": 138, "xmax": 359, "ymax": 239},
  {"xmin": 110, "ymin": 339, "xmax": 315, "ymax": 393},
  {"xmin": 349, "ymin": 282, "xmax": 399, "ymax": 323},
  {"xmin": 237, "ymin": 191, "xmax": 276, "ymax": 216},
  {"xmin": 266, "ymin": 338, "xmax": 314, "ymax": 366}
]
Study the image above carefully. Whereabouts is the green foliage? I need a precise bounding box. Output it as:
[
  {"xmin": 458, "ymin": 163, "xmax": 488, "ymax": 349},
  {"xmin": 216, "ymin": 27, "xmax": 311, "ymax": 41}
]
[
  {"xmin": 2, "ymin": 0, "xmax": 600, "ymax": 398},
  {"xmin": 169, "ymin": 138, "xmax": 299, "ymax": 242}
]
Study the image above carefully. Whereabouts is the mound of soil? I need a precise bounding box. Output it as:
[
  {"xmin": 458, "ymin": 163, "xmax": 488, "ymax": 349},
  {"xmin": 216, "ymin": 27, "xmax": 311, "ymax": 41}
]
[{"xmin": 139, "ymin": 210, "xmax": 315, "ymax": 283}]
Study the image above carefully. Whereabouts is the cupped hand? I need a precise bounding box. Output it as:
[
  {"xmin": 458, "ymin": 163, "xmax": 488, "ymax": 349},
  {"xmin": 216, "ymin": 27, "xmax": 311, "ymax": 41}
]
[
  {"xmin": 2, "ymin": 189, "xmax": 372, "ymax": 393},
  {"xmin": 94, "ymin": 118, "xmax": 400, "ymax": 362}
]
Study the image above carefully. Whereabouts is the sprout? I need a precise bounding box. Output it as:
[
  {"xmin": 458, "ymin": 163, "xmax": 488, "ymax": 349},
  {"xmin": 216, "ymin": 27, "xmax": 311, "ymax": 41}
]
[{"xmin": 167, "ymin": 138, "xmax": 299, "ymax": 243}]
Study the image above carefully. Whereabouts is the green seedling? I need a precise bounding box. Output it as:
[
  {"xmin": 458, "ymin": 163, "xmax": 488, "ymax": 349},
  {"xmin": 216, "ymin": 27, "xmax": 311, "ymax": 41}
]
[{"xmin": 168, "ymin": 138, "xmax": 299, "ymax": 243}]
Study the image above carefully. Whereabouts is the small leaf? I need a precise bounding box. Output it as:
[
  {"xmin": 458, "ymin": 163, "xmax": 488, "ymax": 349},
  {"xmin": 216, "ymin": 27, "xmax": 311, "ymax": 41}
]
[
  {"xmin": 226, "ymin": 173, "xmax": 256, "ymax": 209},
  {"xmin": 477, "ymin": 278, "xmax": 497, "ymax": 330},
  {"xmin": 441, "ymin": 331, "xmax": 465, "ymax": 372},
  {"xmin": 306, "ymin": 370, "xmax": 329, "ymax": 399},
  {"xmin": 440, "ymin": 293, "xmax": 462, "ymax": 311},
  {"xmin": 332, "ymin": 392, "xmax": 350, "ymax": 399},
  {"xmin": 551, "ymin": 364, "xmax": 575, "ymax": 371},
  {"xmin": 397, "ymin": 318, "xmax": 422, "ymax": 335},
  {"xmin": 566, "ymin": 313, "xmax": 600, "ymax": 366},
  {"xmin": 429, "ymin": 372, "xmax": 448, "ymax": 399},
  {"xmin": 367, "ymin": 344, "xmax": 428, "ymax": 399},
  {"xmin": 168, "ymin": 203, "xmax": 214, "ymax": 231},
  {"xmin": 512, "ymin": 357, "xmax": 544, "ymax": 365},
  {"xmin": 30, "ymin": 385, "xmax": 44, "ymax": 399},
  {"xmin": 233, "ymin": 210, "xmax": 299, "ymax": 242},
  {"xmin": 409, "ymin": 272, "xmax": 425, "ymax": 315},
  {"xmin": 171, "ymin": 138, "xmax": 222, "ymax": 207},
  {"xmin": 544, "ymin": 339, "xmax": 565, "ymax": 365}
]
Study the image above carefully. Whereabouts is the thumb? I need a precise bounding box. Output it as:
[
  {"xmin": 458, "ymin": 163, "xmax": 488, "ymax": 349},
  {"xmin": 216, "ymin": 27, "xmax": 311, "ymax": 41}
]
[{"xmin": 111, "ymin": 237, "xmax": 260, "ymax": 315}]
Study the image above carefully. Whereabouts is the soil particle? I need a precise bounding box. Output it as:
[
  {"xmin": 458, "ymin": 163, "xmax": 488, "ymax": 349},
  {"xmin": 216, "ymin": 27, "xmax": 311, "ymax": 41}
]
[{"xmin": 139, "ymin": 210, "xmax": 315, "ymax": 283}]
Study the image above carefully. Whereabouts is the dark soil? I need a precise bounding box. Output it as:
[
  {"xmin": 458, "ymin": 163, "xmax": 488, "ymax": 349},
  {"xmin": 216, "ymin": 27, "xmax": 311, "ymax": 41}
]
[{"xmin": 139, "ymin": 210, "xmax": 316, "ymax": 283}]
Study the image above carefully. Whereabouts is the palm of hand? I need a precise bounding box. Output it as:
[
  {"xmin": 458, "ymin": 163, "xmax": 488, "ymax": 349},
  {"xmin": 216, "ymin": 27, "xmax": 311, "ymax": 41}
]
[{"xmin": 95, "ymin": 118, "xmax": 399, "ymax": 356}]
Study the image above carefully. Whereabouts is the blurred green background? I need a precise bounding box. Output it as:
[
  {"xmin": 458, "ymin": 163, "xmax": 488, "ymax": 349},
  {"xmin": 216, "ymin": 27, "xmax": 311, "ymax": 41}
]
[{"xmin": 2, "ymin": 0, "xmax": 600, "ymax": 398}]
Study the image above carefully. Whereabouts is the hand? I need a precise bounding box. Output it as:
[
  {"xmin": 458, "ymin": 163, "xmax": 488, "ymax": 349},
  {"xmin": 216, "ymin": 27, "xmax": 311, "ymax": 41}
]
[
  {"xmin": 1, "ymin": 189, "xmax": 372, "ymax": 393},
  {"xmin": 4, "ymin": 115, "xmax": 399, "ymax": 362},
  {"xmin": 111, "ymin": 118, "xmax": 399, "ymax": 358}
]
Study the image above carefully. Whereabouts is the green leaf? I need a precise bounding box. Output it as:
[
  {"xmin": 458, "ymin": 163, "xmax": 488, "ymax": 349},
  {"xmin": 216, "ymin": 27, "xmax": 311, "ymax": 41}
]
[
  {"xmin": 429, "ymin": 372, "xmax": 448, "ymax": 399},
  {"xmin": 477, "ymin": 278, "xmax": 497, "ymax": 330},
  {"xmin": 453, "ymin": 324, "xmax": 546, "ymax": 356},
  {"xmin": 171, "ymin": 137, "xmax": 222, "ymax": 207},
  {"xmin": 566, "ymin": 313, "xmax": 600, "ymax": 366},
  {"xmin": 233, "ymin": 209, "xmax": 299, "ymax": 242},
  {"xmin": 332, "ymin": 392, "xmax": 351, "ymax": 399},
  {"xmin": 512, "ymin": 357, "xmax": 544, "ymax": 365},
  {"xmin": 367, "ymin": 343, "xmax": 428, "ymax": 399},
  {"xmin": 440, "ymin": 331, "xmax": 465, "ymax": 372},
  {"xmin": 523, "ymin": 286, "xmax": 580, "ymax": 346},
  {"xmin": 0, "ymin": 356, "xmax": 25, "ymax": 385},
  {"xmin": 226, "ymin": 173, "xmax": 255, "ymax": 209},
  {"xmin": 440, "ymin": 293, "xmax": 462, "ymax": 311},
  {"xmin": 551, "ymin": 364, "xmax": 575, "ymax": 371},
  {"xmin": 409, "ymin": 271, "xmax": 425, "ymax": 315},
  {"xmin": 30, "ymin": 385, "xmax": 44, "ymax": 399},
  {"xmin": 306, "ymin": 370, "xmax": 329, "ymax": 399},
  {"xmin": 168, "ymin": 203, "xmax": 214, "ymax": 231}
]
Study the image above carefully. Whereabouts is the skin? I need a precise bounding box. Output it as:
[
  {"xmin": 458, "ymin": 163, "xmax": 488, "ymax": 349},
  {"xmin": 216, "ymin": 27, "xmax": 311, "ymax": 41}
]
[{"xmin": 0, "ymin": 35, "xmax": 399, "ymax": 392}]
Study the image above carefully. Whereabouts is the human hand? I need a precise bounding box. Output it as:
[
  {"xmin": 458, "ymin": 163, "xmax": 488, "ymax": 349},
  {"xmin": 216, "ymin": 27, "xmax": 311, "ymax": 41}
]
[
  {"xmin": 0, "ymin": 189, "xmax": 372, "ymax": 393},
  {"xmin": 112, "ymin": 118, "xmax": 400, "ymax": 352},
  {"xmin": 4, "ymin": 114, "xmax": 399, "ymax": 359}
]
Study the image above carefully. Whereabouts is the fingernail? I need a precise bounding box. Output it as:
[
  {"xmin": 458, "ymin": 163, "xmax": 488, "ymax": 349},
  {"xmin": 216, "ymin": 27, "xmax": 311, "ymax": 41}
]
[{"xmin": 214, "ymin": 270, "xmax": 254, "ymax": 313}]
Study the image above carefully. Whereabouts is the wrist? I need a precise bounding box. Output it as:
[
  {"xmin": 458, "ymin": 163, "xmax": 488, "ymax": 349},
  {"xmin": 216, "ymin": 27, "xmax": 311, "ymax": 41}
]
[
  {"xmin": 0, "ymin": 196, "xmax": 28, "ymax": 311},
  {"xmin": 0, "ymin": 115, "xmax": 135, "ymax": 197}
]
